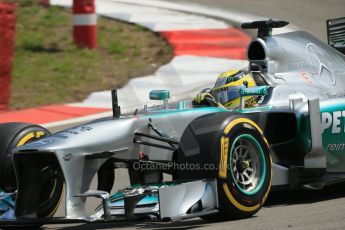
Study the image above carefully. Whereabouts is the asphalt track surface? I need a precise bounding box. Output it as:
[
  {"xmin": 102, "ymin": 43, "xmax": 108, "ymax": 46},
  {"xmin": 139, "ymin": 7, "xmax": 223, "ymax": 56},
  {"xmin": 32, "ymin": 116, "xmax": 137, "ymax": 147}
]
[
  {"xmin": 43, "ymin": 1, "xmax": 345, "ymax": 229},
  {"xmin": 163, "ymin": 0, "xmax": 345, "ymax": 42}
]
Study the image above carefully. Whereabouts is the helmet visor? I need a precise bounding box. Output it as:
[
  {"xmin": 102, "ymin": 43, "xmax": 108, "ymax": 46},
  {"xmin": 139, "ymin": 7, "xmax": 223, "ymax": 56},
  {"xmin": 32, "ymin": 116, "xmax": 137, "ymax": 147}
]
[{"xmin": 213, "ymin": 86, "xmax": 241, "ymax": 105}]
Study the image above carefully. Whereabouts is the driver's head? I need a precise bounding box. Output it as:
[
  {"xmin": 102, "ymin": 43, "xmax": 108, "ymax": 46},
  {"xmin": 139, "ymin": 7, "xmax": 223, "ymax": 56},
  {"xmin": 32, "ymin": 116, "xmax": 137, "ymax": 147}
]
[{"xmin": 212, "ymin": 69, "xmax": 256, "ymax": 109}]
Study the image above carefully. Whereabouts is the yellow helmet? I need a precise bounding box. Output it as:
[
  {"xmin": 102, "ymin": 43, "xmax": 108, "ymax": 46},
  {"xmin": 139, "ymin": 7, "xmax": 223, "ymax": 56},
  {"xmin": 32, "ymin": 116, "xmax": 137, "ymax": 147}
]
[{"xmin": 212, "ymin": 69, "xmax": 256, "ymax": 109}]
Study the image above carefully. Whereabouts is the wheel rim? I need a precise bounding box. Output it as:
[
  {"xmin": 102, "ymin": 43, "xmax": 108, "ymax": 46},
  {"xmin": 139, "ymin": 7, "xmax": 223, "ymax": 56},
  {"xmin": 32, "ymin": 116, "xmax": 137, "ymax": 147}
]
[{"xmin": 229, "ymin": 134, "xmax": 266, "ymax": 195}]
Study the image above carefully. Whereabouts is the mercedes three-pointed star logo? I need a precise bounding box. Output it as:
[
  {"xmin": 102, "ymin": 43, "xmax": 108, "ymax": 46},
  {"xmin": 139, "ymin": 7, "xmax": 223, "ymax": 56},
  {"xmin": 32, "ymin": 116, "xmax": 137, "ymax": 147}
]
[{"xmin": 306, "ymin": 43, "xmax": 336, "ymax": 86}]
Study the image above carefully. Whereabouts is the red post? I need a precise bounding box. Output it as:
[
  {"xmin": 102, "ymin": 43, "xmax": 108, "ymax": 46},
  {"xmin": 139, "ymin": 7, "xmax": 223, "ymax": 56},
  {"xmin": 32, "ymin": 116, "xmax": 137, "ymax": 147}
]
[
  {"xmin": 73, "ymin": 0, "xmax": 97, "ymax": 49},
  {"xmin": 0, "ymin": 3, "xmax": 16, "ymax": 112}
]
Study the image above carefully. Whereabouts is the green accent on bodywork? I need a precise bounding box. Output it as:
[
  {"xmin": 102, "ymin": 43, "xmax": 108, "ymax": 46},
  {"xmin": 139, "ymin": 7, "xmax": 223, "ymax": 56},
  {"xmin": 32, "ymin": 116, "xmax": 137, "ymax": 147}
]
[
  {"xmin": 293, "ymin": 100, "xmax": 343, "ymax": 158},
  {"xmin": 236, "ymin": 105, "xmax": 272, "ymax": 113},
  {"xmin": 149, "ymin": 90, "xmax": 170, "ymax": 101},
  {"xmin": 229, "ymin": 134, "xmax": 266, "ymax": 196},
  {"xmin": 320, "ymin": 100, "xmax": 345, "ymax": 147},
  {"xmin": 295, "ymin": 113, "xmax": 312, "ymax": 154},
  {"xmin": 108, "ymin": 180, "xmax": 190, "ymax": 206},
  {"xmin": 293, "ymin": 98, "xmax": 345, "ymax": 172},
  {"xmin": 240, "ymin": 86, "xmax": 269, "ymax": 97},
  {"xmin": 144, "ymin": 104, "xmax": 272, "ymax": 119},
  {"xmin": 143, "ymin": 107, "xmax": 228, "ymax": 118},
  {"xmin": 320, "ymin": 101, "xmax": 345, "ymax": 146},
  {"xmin": 109, "ymin": 193, "xmax": 158, "ymax": 207},
  {"xmin": 0, "ymin": 189, "xmax": 15, "ymax": 208},
  {"xmin": 127, "ymin": 180, "xmax": 192, "ymax": 189},
  {"xmin": 319, "ymin": 99, "xmax": 345, "ymax": 171},
  {"xmin": 177, "ymin": 101, "xmax": 185, "ymax": 110}
]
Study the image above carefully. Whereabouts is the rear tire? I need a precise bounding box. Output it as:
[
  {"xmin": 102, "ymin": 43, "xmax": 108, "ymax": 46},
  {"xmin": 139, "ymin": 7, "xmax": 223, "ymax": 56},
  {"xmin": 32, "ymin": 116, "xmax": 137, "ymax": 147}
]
[{"xmin": 0, "ymin": 122, "xmax": 64, "ymax": 218}]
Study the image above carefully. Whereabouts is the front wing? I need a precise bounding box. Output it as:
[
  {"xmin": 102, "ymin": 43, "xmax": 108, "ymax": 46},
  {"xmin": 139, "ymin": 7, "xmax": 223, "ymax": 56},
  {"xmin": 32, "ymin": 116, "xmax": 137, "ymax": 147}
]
[{"xmin": 0, "ymin": 180, "xmax": 218, "ymax": 227}]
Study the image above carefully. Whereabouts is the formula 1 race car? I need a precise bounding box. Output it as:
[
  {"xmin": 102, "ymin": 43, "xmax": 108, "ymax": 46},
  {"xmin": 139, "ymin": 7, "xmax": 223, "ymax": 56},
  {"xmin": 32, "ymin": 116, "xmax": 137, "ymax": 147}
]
[{"xmin": 0, "ymin": 18, "xmax": 345, "ymax": 228}]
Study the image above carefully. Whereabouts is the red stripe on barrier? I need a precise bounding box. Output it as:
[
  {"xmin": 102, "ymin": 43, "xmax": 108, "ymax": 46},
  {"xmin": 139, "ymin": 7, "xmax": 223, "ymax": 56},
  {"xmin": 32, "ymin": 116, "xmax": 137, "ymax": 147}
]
[
  {"xmin": 0, "ymin": 3, "xmax": 16, "ymax": 112},
  {"xmin": 73, "ymin": 25, "xmax": 97, "ymax": 48},
  {"xmin": 0, "ymin": 105, "xmax": 109, "ymax": 124},
  {"xmin": 73, "ymin": 0, "xmax": 95, "ymax": 14},
  {"xmin": 161, "ymin": 28, "xmax": 251, "ymax": 60},
  {"xmin": 175, "ymin": 47, "xmax": 248, "ymax": 60}
]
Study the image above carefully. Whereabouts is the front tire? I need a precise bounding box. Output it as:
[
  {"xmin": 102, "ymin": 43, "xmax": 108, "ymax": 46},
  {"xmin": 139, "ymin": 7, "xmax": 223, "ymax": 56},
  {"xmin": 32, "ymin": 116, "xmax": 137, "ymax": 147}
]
[
  {"xmin": 175, "ymin": 115, "xmax": 272, "ymax": 220},
  {"xmin": 214, "ymin": 117, "xmax": 272, "ymax": 219},
  {"xmin": 0, "ymin": 122, "xmax": 64, "ymax": 218}
]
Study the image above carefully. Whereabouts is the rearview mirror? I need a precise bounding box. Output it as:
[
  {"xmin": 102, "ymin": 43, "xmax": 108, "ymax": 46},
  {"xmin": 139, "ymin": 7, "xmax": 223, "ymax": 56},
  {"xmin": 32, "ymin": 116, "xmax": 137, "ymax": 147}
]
[{"xmin": 149, "ymin": 90, "xmax": 170, "ymax": 101}]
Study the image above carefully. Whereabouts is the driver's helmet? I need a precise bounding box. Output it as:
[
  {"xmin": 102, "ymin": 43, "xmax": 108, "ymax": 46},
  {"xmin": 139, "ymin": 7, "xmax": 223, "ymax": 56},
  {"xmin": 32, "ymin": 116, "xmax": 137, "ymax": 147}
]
[{"xmin": 212, "ymin": 69, "xmax": 256, "ymax": 109}]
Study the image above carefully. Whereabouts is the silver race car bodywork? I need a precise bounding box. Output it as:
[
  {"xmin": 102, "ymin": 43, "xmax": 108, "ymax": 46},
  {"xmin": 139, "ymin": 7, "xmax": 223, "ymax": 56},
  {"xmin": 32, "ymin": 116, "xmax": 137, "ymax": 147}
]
[
  {"xmin": 13, "ymin": 107, "xmax": 223, "ymax": 220},
  {"xmin": 1, "ymin": 19, "xmax": 345, "ymax": 226}
]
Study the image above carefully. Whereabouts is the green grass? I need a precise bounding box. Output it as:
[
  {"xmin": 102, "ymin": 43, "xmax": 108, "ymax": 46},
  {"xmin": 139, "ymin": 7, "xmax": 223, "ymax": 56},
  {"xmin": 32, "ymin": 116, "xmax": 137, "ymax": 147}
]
[
  {"xmin": 11, "ymin": 1, "xmax": 172, "ymax": 110},
  {"xmin": 107, "ymin": 41, "xmax": 128, "ymax": 55}
]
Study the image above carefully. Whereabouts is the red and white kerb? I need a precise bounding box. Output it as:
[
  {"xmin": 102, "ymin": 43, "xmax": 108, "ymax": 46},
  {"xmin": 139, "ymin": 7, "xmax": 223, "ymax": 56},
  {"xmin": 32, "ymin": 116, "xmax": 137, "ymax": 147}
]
[{"xmin": 73, "ymin": 0, "xmax": 97, "ymax": 49}]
